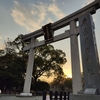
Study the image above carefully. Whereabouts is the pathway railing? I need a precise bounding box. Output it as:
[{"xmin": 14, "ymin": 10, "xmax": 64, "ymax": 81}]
[{"xmin": 43, "ymin": 91, "xmax": 70, "ymax": 100}]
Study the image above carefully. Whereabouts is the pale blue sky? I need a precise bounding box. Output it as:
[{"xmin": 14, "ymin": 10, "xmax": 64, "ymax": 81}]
[{"xmin": 0, "ymin": 0, "xmax": 100, "ymax": 79}]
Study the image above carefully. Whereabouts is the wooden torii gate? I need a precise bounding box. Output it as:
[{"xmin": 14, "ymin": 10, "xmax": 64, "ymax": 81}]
[{"xmin": 20, "ymin": 0, "xmax": 100, "ymax": 96}]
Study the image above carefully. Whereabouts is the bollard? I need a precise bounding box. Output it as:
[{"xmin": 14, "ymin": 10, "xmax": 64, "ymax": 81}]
[{"xmin": 42, "ymin": 91, "xmax": 47, "ymax": 100}]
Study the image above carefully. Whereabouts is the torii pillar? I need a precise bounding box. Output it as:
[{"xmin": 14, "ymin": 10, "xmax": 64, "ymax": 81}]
[
  {"xmin": 20, "ymin": 38, "xmax": 35, "ymax": 96},
  {"xmin": 70, "ymin": 20, "xmax": 82, "ymax": 93}
]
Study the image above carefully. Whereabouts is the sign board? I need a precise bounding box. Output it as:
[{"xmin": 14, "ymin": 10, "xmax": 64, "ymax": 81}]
[{"xmin": 42, "ymin": 23, "xmax": 53, "ymax": 43}]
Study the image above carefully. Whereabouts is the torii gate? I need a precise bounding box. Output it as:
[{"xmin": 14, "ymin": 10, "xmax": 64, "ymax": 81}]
[{"xmin": 20, "ymin": 0, "xmax": 100, "ymax": 96}]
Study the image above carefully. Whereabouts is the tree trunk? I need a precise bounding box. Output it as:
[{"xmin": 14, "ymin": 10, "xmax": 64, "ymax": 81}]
[{"xmin": 33, "ymin": 76, "xmax": 38, "ymax": 90}]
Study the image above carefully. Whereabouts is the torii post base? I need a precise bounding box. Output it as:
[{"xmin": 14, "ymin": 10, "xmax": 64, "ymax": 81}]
[
  {"xmin": 20, "ymin": 93, "xmax": 32, "ymax": 97},
  {"xmin": 70, "ymin": 93, "xmax": 100, "ymax": 100}
]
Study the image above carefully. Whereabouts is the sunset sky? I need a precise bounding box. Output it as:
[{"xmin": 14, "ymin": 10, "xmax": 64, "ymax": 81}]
[{"xmin": 0, "ymin": 0, "xmax": 100, "ymax": 82}]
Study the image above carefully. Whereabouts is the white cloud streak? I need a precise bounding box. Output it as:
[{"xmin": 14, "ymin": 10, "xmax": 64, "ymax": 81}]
[
  {"xmin": 82, "ymin": 0, "xmax": 94, "ymax": 7},
  {"xmin": 0, "ymin": 36, "xmax": 2, "ymax": 39},
  {"xmin": 52, "ymin": 0, "xmax": 56, "ymax": 2},
  {"xmin": 87, "ymin": 0, "xmax": 94, "ymax": 4},
  {"xmin": 0, "ymin": 43, "xmax": 5, "ymax": 49},
  {"xmin": 11, "ymin": 1, "xmax": 65, "ymax": 32},
  {"xmin": 48, "ymin": 3, "xmax": 65, "ymax": 19}
]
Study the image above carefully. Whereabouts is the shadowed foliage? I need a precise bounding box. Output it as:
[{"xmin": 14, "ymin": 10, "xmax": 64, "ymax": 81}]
[{"xmin": 0, "ymin": 35, "xmax": 67, "ymax": 93}]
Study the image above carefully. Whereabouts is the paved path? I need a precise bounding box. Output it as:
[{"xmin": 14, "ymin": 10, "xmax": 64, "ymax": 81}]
[{"xmin": 0, "ymin": 95, "xmax": 43, "ymax": 100}]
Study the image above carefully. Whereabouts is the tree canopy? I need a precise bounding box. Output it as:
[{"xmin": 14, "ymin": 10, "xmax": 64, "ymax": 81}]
[
  {"xmin": 33, "ymin": 44, "xmax": 67, "ymax": 86},
  {"xmin": 50, "ymin": 75, "xmax": 72, "ymax": 91},
  {"xmin": 0, "ymin": 35, "xmax": 67, "ymax": 93}
]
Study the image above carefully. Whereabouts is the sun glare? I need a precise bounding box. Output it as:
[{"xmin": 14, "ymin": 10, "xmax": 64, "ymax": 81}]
[{"xmin": 63, "ymin": 69, "xmax": 72, "ymax": 78}]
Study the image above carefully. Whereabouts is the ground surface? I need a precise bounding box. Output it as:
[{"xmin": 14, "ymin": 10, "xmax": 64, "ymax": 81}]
[
  {"xmin": 0, "ymin": 95, "xmax": 50, "ymax": 100},
  {"xmin": 0, "ymin": 95, "xmax": 42, "ymax": 100}
]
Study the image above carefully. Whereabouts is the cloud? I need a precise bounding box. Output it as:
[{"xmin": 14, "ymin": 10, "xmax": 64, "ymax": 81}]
[
  {"xmin": 11, "ymin": 1, "xmax": 42, "ymax": 32},
  {"xmin": 0, "ymin": 43, "xmax": 5, "ymax": 49},
  {"xmin": 82, "ymin": 0, "xmax": 94, "ymax": 7},
  {"xmin": 48, "ymin": 3, "xmax": 65, "ymax": 19},
  {"xmin": 0, "ymin": 36, "xmax": 5, "ymax": 49},
  {"xmin": 11, "ymin": 1, "xmax": 65, "ymax": 32},
  {"xmin": 86, "ymin": 0, "xmax": 94, "ymax": 4},
  {"xmin": 0, "ymin": 36, "xmax": 2, "ymax": 39},
  {"xmin": 52, "ymin": 0, "xmax": 56, "ymax": 2}
]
